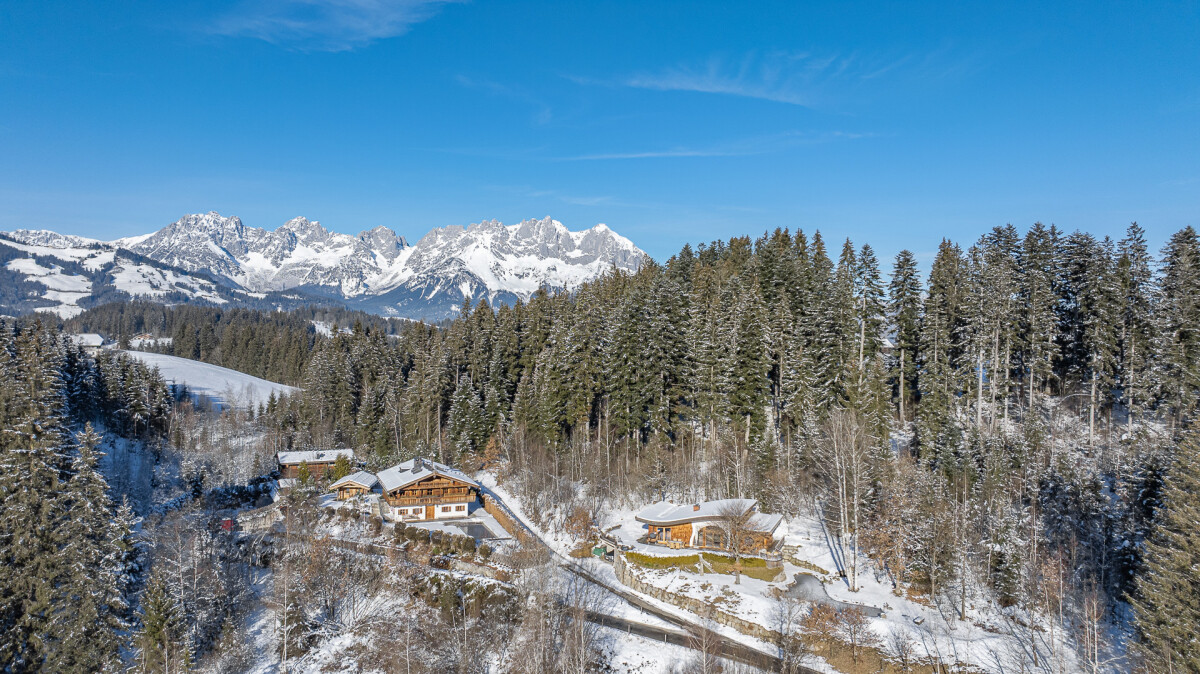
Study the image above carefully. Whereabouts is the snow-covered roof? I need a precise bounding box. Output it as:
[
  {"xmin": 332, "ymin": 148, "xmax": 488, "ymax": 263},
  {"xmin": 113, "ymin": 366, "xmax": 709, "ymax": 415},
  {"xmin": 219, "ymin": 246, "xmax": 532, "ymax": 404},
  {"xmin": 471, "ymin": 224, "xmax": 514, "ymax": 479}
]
[
  {"xmin": 330, "ymin": 471, "xmax": 379, "ymax": 490},
  {"xmin": 377, "ymin": 457, "xmax": 479, "ymax": 494},
  {"xmin": 69, "ymin": 333, "xmax": 104, "ymax": 347},
  {"xmin": 636, "ymin": 498, "xmax": 760, "ymax": 526},
  {"xmin": 276, "ymin": 448, "xmax": 354, "ymax": 465},
  {"xmin": 748, "ymin": 512, "xmax": 785, "ymax": 535}
]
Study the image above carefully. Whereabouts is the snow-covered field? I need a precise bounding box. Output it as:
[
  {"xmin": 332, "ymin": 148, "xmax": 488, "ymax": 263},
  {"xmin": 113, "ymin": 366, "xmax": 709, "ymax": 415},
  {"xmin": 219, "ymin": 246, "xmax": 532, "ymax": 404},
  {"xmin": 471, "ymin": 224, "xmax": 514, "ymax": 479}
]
[
  {"xmin": 120, "ymin": 351, "xmax": 299, "ymax": 409},
  {"xmin": 110, "ymin": 261, "xmax": 227, "ymax": 304},
  {"xmin": 5, "ymin": 257, "xmax": 92, "ymax": 317}
]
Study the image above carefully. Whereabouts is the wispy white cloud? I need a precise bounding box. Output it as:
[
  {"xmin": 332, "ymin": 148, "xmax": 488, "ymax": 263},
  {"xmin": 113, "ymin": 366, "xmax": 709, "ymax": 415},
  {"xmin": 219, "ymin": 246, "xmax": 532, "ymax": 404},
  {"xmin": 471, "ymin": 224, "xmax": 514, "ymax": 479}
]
[
  {"xmin": 624, "ymin": 52, "xmax": 824, "ymax": 106},
  {"xmin": 564, "ymin": 130, "xmax": 872, "ymax": 161},
  {"xmin": 614, "ymin": 48, "xmax": 973, "ymax": 108},
  {"xmin": 211, "ymin": 0, "xmax": 459, "ymax": 52}
]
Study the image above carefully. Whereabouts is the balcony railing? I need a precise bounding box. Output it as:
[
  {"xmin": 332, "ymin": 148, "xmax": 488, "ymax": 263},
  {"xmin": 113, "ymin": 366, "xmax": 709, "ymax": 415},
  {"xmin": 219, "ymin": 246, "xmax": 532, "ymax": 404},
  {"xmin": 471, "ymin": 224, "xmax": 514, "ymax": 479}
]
[{"xmin": 385, "ymin": 495, "xmax": 476, "ymax": 507}]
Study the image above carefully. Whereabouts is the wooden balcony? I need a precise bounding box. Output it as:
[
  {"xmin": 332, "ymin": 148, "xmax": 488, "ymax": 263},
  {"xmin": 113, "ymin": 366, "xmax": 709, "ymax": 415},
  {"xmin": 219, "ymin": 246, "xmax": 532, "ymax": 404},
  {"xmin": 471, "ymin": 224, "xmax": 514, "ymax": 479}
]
[{"xmin": 385, "ymin": 495, "xmax": 476, "ymax": 507}]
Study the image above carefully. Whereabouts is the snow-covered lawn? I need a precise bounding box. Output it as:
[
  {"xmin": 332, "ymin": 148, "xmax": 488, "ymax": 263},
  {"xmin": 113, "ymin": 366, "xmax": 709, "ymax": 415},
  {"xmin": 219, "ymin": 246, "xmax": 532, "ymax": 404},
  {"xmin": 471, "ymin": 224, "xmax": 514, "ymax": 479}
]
[{"xmin": 120, "ymin": 351, "xmax": 299, "ymax": 409}]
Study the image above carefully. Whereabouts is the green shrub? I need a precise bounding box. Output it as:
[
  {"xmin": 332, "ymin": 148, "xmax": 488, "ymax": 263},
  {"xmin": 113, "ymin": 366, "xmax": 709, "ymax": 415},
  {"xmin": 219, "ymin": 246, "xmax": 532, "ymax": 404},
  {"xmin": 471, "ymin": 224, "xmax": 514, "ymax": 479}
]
[
  {"xmin": 626, "ymin": 551, "xmax": 700, "ymax": 569},
  {"xmin": 479, "ymin": 543, "xmax": 492, "ymax": 560},
  {"xmin": 703, "ymin": 553, "xmax": 766, "ymax": 568}
]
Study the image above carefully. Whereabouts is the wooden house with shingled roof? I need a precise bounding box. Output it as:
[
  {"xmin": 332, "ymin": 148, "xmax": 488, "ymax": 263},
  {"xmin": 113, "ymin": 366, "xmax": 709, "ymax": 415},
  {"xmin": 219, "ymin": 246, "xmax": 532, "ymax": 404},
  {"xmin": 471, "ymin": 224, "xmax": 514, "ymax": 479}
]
[{"xmin": 377, "ymin": 457, "xmax": 480, "ymax": 521}]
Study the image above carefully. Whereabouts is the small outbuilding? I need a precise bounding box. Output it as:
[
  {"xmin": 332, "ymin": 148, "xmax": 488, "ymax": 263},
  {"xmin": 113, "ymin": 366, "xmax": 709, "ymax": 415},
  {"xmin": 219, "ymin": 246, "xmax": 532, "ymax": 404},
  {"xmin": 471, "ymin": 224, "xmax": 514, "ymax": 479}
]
[
  {"xmin": 330, "ymin": 471, "xmax": 379, "ymax": 500},
  {"xmin": 276, "ymin": 448, "xmax": 355, "ymax": 479},
  {"xmin": 68, "ymin": 333, "xmax": 105, "ymax": 354}
]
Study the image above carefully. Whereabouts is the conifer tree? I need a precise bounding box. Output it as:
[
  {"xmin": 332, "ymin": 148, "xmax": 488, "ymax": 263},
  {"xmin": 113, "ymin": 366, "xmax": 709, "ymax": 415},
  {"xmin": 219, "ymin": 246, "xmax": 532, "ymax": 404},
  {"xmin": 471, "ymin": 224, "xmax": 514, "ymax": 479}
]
[
  {"xmin": 1131, "ymin": 432, "xmax": 1200, "ymax": 672},
  {"xmin": 854, "ymin": 244, "xmax": 886, "ymax": 389},
  {"xmin": 1018, "ymin": 223, "xmax": 1060, "ymax": 406},
  {"xmin": 888, "ymin": 250, "xmax": 923, "ymax": 422},
  {"xmin": 46, "ymin": 424, "xmax": 124, "ymax": 672},
  {"xmin": 1117, "ymin": 223, "xmax": 1155, "ymax": 431},
  {"xmin": 1154, "ymin": 227, "xmax": 1200, "ymax": 429},
  {"xmin": 0, "ymin": 324, "xmax": 73, "ymax": 669},
  {"xmin": 330, "ymin": 453, "xmax": 352, "ymax": 481},
  {"xmin": 917, "ymin": 240, "xmax": 967, "ymax": 460},
  {"xmin": 721, "ymin": 277, "xmax": 771, "ymax": 444},
  {"xmin": 135, "ymin": 573, "xmax": 186, "ymax": 674}
]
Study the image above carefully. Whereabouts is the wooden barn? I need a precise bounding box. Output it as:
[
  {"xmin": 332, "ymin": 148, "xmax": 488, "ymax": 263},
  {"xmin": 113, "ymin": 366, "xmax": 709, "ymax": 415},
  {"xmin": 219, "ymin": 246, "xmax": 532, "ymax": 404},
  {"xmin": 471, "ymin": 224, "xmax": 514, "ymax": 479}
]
[
  {"xmin": 276, "ymin": 448, "xmax": 354, "ymax": 479},
  {"xmin": 330, "ymin": 471, "xmax": 379, "ymax": 500},
  {"xmin": 377, "ymin": 457, "xmax": 479, "ymax": 521},
  {"xmin": 635, "ymin": 498, "xmax": 783, "ymax": 554}
]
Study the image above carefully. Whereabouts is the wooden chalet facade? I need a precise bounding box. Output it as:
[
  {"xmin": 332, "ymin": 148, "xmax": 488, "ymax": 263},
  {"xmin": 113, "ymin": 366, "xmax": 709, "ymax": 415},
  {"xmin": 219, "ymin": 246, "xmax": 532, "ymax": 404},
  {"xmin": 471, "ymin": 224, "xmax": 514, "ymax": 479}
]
[
  {"xmin": 636, "ymin": 499, "xmax": 783, "ymax": 554},
  {"xmin": 276, "ymin": 448, "xmax": 354, "ymax": 479},
  {"xmin": 377, "ymin": 457, "xmax": 480, "ymax": 521}
]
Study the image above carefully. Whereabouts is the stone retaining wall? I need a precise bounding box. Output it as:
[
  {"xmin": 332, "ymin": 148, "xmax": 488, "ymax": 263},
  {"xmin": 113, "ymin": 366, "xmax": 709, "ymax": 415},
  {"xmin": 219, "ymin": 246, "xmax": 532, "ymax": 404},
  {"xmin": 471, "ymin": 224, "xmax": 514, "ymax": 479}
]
[
  {"xmin": 780, "ymin": 545, "xmax": 831, "ymax": 575},
  {"xmin": 480, "ymin": 492, "xmax": 534, "ymax": 545},
  {"xmin": 614, "ymin": 552, "xmax": 781, "ymax": 644}
]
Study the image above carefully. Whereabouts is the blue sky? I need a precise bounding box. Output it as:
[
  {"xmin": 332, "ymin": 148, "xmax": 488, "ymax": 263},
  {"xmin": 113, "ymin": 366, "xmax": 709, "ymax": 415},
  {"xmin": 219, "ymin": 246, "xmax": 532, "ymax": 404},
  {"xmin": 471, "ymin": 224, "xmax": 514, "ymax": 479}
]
[{"xmin": 1, "ymin": 1, "xmax": 1197, "ymax": 265}]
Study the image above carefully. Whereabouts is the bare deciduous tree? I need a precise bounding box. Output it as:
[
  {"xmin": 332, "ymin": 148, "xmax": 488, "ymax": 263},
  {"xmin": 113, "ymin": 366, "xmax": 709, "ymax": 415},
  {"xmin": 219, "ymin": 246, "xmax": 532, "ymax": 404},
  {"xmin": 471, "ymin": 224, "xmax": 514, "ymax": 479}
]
[
  {"xmin": 715, "ymin": 500, "xmax": 760, "ymax": 584},
  {"xmin": 815, "ymin": 406, "xmax": 874, "ymax": 591}
]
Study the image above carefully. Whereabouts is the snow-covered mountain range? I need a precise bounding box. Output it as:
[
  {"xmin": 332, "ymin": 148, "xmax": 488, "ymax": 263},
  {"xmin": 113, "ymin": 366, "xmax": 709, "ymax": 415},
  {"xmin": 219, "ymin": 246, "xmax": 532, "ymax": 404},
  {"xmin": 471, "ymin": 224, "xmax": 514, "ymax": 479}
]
[{"xmin": 0, "ymin": 213, "xmax": 644, "ymax": 320}]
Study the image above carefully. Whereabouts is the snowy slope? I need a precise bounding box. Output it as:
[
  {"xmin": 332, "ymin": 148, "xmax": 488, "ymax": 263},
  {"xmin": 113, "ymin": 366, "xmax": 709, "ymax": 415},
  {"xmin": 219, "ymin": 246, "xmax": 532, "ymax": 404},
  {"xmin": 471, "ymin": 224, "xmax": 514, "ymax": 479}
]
[
  {"xmin": 5, "ymin": 257, "xmax": 93, "ymax": 318},
  {"xmin": 121, "ymin": 351, "xmax": 299, "ymax": 409}
]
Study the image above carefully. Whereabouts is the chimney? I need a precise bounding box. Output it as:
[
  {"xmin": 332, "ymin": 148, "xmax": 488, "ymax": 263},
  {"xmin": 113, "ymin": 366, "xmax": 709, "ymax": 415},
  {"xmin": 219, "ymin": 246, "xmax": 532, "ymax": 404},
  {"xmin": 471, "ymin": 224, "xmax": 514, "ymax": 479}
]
[{"xmin": 693, "ymin": 504, "xmax": 700, "ymax": 512}]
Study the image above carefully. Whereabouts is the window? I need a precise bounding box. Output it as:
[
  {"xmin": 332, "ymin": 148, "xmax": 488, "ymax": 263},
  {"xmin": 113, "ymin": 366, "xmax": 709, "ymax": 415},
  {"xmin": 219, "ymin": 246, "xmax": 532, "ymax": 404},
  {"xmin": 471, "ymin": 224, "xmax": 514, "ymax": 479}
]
[
  {"xmin": 442, "ymin": 506, "xmax": 451, "ymax": 512},
  {"xmin": 456, "ymin": 505, "xmax": 465, "ymax": 512}
]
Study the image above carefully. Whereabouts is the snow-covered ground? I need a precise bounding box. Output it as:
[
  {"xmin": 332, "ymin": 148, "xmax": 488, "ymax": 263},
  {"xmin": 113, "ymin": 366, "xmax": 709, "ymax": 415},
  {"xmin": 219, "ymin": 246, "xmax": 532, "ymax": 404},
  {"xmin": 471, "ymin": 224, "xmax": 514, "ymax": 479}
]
[
  {"xmin": 129, "ymin": 336, "xmax": 172, "ymax": 349},
  {"xmin": 5, "ymin": 257, "xmax": 92, "ymax": 317},
  {"xmin": 110, "ymin": 260, "xmax": 227, "ymax": 304},
  {"xmin": 481, "ymin": 470, "xmax": 1087, "ymax": 673},
  {"xmin": 311, "ymin": 320, "xmax": 352, "ymax": 337},
  {"xmin": 120, "ymin": 351, "xmax": 299, "ymax": 409}
]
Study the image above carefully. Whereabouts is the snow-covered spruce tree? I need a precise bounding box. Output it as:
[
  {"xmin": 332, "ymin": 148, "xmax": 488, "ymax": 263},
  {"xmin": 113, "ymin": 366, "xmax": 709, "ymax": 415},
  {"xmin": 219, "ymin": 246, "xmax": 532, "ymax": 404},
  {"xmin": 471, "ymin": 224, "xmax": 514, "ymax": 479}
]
[
  {"xmin": 805, "ymin": 232, "xmax": 843, "ymax": 412},
  {"xmin": 980, "ymin": 225, "xmax": 1021, "ymax": 425},
  {"xmin": 44, "ymin": 424, "xmax": 126, "ymax": 672},
  {"xmin": 1153, "ymin": 226, "xmax": 1200, "ymax": 430},
  {"xmin": 720, "ymin": 276, "xmax": 772, "ymax": 446},
  {"xmin": 1057, "ymin": 232, "xmax": 1119, "ymax": 445},
  {"xmin": 889, "ymin": 249, "xmax": 923, "ymax": 423},
  {"xmin": 644, "ymin": 272, "xmax": 689, "ymax": 440},
  {"xmin": 0, "ymin": 323, "xmax": 74, "ymax": 670},
  {"xmin": 853, "ymin": 243, "xmax": 886, "ymax": 390},
  {"xmin": 1117, "ymin": 223, "xmax": 1156, "ymax": 433},
  {"xmin": 1018, "ymin": 222, "xmax": 1060, "ymax": 407},
  {"xmin": 830, "ymin": 239, "xmax": 859, "ymax": 397},
  {"xmin": 1131, "ymin": 431, "xmax": 1200, "ymax": 672},
  {"xmin": 447, "ymin": 376, "xmax": 487, "ymax": 458},
  {"xmin": 917, "ymin": 239, "xmax": 968, "ymax": 462}
]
